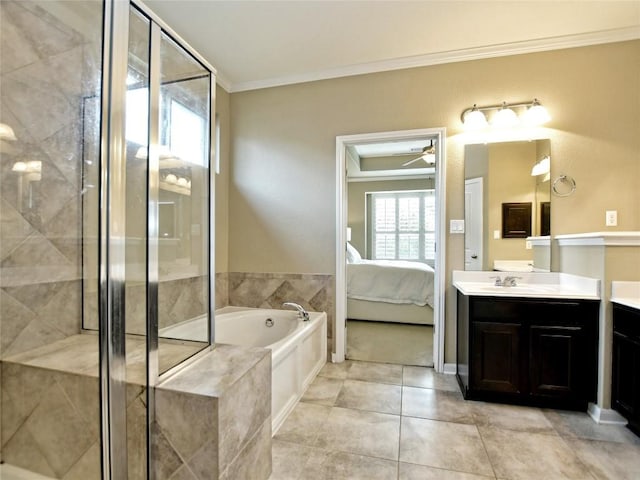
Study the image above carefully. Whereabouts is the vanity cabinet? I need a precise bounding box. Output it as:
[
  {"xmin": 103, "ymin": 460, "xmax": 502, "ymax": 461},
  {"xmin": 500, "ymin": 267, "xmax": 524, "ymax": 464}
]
[
  {"xmin": 457, "ymin": 293, "xmax": 599, "ymax": 410},
  {"xmin": 612, "ymin": 303, "xmax": 640, "ymax": 435}
]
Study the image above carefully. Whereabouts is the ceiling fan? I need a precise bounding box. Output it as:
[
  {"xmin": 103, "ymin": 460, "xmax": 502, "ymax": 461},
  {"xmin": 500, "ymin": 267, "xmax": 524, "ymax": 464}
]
[{"xmin": 402, "ymin": 140, "xmax": 436, "ymax": 167}]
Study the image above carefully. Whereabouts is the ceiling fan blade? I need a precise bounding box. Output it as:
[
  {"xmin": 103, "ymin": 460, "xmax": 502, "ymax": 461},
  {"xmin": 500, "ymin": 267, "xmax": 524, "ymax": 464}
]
[{"xmin": 401, "ymin": 155, "xmax": 424, "ymax": 167}]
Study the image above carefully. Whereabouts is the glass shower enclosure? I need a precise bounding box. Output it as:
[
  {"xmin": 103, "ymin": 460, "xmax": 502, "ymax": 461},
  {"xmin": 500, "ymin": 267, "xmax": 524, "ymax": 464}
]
[{"xmin": 0, "ymin": 1, "xmax": 216, "ymax": 478}]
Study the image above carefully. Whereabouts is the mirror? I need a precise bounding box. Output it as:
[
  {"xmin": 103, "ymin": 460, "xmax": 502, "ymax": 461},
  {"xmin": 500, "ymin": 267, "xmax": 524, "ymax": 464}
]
[{"xmin": 464, "ymin": 139, "xmax": 551, "ymax": 272}]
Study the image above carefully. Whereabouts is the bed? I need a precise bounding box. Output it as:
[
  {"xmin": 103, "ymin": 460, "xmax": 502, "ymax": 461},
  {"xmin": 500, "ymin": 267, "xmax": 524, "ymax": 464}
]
[{"xmin": 346, "ymin": 243, "xmax": 434, "ymax": 325}]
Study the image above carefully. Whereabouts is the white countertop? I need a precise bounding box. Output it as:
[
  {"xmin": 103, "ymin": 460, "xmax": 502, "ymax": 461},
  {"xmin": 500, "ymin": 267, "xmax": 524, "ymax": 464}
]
[
  {"xmin": 611, "ymin": 281, "xmax": 640, "ymax": 310},
  {"xmin": 452, "ymin": 271, "xmax": 600, "ymax": 300}
]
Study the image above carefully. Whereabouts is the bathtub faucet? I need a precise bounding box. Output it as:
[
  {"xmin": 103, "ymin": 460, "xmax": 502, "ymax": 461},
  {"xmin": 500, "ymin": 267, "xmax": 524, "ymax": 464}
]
[{"xmin": 283, "ymin": 302, "xmax": 310, "ymax": 321}]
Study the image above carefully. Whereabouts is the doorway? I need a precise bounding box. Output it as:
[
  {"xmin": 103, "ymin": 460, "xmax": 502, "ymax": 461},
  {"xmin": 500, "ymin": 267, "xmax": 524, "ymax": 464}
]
[{"xmin": 335, "ymin": 128, "xmax": 446, "ymax": 371}]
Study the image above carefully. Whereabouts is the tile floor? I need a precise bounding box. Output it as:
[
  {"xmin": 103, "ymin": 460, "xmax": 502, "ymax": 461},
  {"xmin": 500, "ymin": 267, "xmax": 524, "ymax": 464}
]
[{"xmin": 270, "ymin": 360, "xmax": 640, "ymax": 480}]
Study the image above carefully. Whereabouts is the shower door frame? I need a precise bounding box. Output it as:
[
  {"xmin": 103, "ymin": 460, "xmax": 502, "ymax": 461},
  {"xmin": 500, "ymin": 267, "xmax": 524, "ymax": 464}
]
[{"xmin": 99, "ymin": 1, "xmax": 217, "ymax": 478}]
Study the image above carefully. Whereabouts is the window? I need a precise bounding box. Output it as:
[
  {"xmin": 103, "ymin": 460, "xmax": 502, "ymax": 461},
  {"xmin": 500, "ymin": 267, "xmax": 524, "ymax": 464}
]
[
  {"xmin": 170, "ymin": 99, "xmax": 206, "ymax": 166},
  {"xmin": 369, "ymin": 190, "xmax": 435, "ymax": 264}
]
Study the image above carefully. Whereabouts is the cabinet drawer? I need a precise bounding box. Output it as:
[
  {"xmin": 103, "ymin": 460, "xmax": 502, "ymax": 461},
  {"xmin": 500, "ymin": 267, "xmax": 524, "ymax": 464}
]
[
  {"xmin": 613, "ymin": 305, "xmax": 640, "ymax": 340},
  {"xmin": 470, "ymin": 298, "xmax": 527, "ymax": 321}
]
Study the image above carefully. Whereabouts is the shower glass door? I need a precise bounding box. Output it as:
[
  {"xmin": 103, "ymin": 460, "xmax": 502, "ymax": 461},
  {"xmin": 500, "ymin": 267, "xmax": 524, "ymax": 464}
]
[{"xmin": 156, "ymin": 30, "xmax": 211, "ymax": 373}]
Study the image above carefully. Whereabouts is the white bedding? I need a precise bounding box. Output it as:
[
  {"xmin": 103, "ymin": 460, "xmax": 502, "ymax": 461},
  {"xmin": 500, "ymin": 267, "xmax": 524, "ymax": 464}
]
[{"xmin": 347, "ymin": 259, "xmax": 434, "ymax": 307}]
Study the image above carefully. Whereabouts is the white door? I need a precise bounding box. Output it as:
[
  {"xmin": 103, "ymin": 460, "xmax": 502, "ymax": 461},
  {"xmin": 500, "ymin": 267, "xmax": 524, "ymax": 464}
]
[{"xmin": 465, "ymin": 177, "xmax": 483, "ymax": 270}]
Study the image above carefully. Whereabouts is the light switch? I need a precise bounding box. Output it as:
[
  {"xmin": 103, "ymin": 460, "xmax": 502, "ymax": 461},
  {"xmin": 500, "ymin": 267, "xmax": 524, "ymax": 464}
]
[
  {"xmin": 493, "ymin": 230, "xmax": 500, "ymax": 239},
  {"xmin": 450, "ymin": 219, "xmax": 465, "ymax": 234}
]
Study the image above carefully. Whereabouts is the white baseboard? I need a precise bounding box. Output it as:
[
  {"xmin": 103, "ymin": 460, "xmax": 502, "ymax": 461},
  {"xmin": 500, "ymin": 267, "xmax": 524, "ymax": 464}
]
[
  {"xmin": 442, "ymin": 363, "xmax": 457, "ymax": 375},
  {"xmin": 587, "ymin": 402, "xmax": 628, "ymax": 425}
]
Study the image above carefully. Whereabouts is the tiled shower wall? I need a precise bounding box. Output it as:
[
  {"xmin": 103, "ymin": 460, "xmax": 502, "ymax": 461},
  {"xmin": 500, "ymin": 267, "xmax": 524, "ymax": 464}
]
[{"xmin": 0, "ymin": 0, "xmax": 102, "ymax": 358}]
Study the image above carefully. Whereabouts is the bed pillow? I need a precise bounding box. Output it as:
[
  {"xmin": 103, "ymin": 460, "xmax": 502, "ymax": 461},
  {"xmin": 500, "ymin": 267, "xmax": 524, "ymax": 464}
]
[{"xmin": 346, "ymin": 242, "xmax": 362, "ymax": 264}]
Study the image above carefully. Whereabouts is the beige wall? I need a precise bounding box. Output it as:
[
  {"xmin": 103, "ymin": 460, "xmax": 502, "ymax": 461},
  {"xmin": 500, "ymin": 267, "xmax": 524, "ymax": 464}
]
[
  {"xmin": 226, "ymin": 40, "xmax": 640, "ymax": 363},
  {"xmin": 347, "ymin": 178, "xmax": 435, "ymax": 256}
]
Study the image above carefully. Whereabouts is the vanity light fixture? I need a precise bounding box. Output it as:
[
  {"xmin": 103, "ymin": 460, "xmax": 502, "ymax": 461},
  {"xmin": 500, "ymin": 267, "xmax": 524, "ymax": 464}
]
[
  {"xmin": 461, "ymin": 99, "xmax": 550, "ymax": 130},
  {"xmin": 492, "ymin": 102, "xmax": 519, "ymax": 128},
  {"xmin": 461, "ymin": 105, "xmax": 488, "ymax": 130},
  {"xmin": 522, "ymin": 99, "xmax": 551, "ymax": 126},
  {"xmin": 531, "ymin": 155, "xmax": 550, "ymax": 176}
]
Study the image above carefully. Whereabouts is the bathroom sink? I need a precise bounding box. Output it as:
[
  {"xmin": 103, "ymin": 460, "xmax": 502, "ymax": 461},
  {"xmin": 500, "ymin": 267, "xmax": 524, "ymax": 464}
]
[{"xmin": 471, "ymin": 284, "xmax": 560, "ymax": 294}]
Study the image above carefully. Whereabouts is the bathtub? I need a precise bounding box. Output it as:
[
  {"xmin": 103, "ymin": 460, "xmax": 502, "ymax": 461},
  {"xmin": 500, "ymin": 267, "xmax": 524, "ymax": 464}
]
[{"xmin": 160, "ymin": 306, "xmax": 327, "ymax": 434}]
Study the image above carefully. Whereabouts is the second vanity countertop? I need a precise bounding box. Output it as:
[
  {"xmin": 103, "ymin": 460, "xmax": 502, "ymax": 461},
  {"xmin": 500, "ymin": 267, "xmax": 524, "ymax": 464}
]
[
  {"xmin": 611, "ymin": 281, "xmax": 640, "ymax": 310},
  {"xmin": 452, "ymin": 271, "xmax": 600, "ymax": 300}
]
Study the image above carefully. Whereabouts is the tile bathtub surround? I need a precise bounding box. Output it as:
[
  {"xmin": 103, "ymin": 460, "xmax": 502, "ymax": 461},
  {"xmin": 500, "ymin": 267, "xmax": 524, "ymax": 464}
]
[
  {"xmin": 271, "ymin": 360, "xmax": 640, "ymax": 480},
  {"xmin": 2, "ymin": 335, "xmax": 272, "ymax": 479},
  {"xmin": 228, "ymin": 271, "xmax": 334, "ymax": 338},
  {"xmin": 156, "ymin": 344, "xmax": 273, "ymax": 479}
]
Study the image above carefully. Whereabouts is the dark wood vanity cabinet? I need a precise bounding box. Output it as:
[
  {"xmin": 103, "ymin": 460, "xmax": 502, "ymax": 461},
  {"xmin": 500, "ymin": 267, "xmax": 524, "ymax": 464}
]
[
  {"xmin": 612, "ymin": 303, "xmax": 640, "ymax": 435},
  {"xmin": 457, "ymin": 293, "xmax": 599, "ymax": 410}
]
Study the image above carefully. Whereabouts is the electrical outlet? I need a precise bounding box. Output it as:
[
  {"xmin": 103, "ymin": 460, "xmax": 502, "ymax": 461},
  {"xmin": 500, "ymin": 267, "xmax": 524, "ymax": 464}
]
[
  {"xmin": 526, "ymin": 241, "xmax": 532, "ymax": 250},
  {"xmin": 606, "ymin": 210, "xmax": 618, "ymax": 227}
]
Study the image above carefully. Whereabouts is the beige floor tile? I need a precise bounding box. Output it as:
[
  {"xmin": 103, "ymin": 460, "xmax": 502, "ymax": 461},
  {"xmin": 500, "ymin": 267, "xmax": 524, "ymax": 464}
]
[
  {"xmin": 399, "ymin": 417, "xmax": 494, "ymax": 477},
  {"xmin": 301, "ymin": 376, "xmax": 344, "ymax": 406},
  {"xmin": 479, "ymin": 426, "xmax": 595, "ymax": 480},
  {"xmin": 346, "ymin": 320, "xmax": 433, "ymax": 366},
  {"xmin": 335, "ymin": 379, "xmax": 402, "ymax": 415},
  {"xmin": 402, "ymin": 366, "xmax": 459, "ymax": 392},
  {"xmin": 303, "ymin": 450, "xmax": 399, "ymax": 480},
  {"xmin": 314, "ymin": 406, "xmax": 401, "ymax": 461},
  {"xmin": 543, "ymin": 409, "xmax": 640, "ymax": 445},
  {"xmin": 347, "ymin": 361, "xmax": 403, "ymax": 385},
  {"xmin": 318, "ymin": 360, "xmax": 353, "ymax": 380},
  {"xmin": 269, "ymin": 439, "xmax": 328, "ymax": 480},
  {"xmin": 572, "ymin": 437, "xmax": 640, "ymax": 480},
  {"xmin": 471, "ymin": 401, "xmax": 555, "ymax": 434},
  {"xmin": 274, "ymin": 402, "xmax": 332, "ymax": 446},
  {"xmin": 402, "ymin": 386, "xmax": 475, "ymax": 424},
  {"xmin": 399, "ymin": 462, "xmax": 495, "ymax": 479}
]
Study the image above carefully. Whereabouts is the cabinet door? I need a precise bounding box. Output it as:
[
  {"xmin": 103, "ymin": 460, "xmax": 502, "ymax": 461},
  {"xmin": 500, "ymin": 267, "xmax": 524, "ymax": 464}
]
[
  {"xmin": 612, "ymin": 331, "xmax": 640, "ymax": 421},
  {"xmin": 471, "ymin": 322, "xmax": 522, "ymax": 394},
  {"xmin": 529, "ymin": 325, "xmax": 583, "ymax": 399}
]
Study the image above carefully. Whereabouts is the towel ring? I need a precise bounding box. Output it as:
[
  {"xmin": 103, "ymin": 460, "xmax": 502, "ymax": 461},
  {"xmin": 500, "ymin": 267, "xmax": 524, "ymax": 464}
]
[{"xmin": 552, "ymin": 175, "xmax": 576, "ymax": 197}]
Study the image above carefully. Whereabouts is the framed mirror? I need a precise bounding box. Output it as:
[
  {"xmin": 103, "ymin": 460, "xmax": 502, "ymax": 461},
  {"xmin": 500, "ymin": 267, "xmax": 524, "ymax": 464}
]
[{"xmin": 464, "ymin": 139, "xmax": 551, "ymax": 272}]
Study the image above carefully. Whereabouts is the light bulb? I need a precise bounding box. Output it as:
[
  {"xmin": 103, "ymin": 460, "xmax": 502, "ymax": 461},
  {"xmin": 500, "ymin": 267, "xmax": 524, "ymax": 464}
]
[
  {"xmin": 492, "ymin": 103, "xmax": 519, "ymax": 128},
  {"xmin": 165, "ymin": 173, "xmax": 177, "ymax": 184},
  {"xmin": 0, "ymin": 123, "xmax": 17, "ymax": 141},
  {"xmin": 12, "ymin": 161, "xmax": 27, "ymax": 172},
  {"xmin": 177, "ymin": 177, "xmax": 188, "ymax": 187},
  {"xmin": 463, "ymin": 105, "xmax": 488, "ymax": 130},
  {"xmin": 523, "ymin": 99, "xmax": 551, "ymax": 126}
]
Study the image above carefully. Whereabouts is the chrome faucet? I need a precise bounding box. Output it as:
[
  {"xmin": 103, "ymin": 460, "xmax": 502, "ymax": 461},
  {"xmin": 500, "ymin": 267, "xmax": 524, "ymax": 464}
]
[
  {"xmin": 490, "ymin": 275, "xmax": 521, "ymax": 287},
  {"xmin": 283, "ymin": 302, "xmax": 310, "ymax": 321}
]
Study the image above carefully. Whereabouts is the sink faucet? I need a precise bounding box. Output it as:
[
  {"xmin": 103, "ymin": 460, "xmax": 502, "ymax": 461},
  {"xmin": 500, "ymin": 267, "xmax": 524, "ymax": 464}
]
[
  {"xmin": 503, "ymin": 276, "xmax": 521, "ymax": 287},
  {"xmin": 490, "ymin": 275, "xmax": 521, "ymax": 287},
  {"xmin": 283, "ymin": 302, "xmax": 310, "ymax": 321}
]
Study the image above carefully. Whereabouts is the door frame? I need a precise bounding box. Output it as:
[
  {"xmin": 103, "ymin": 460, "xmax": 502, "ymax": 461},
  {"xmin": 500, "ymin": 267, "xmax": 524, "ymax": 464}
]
[{"xmin": 335, "ymin": 127, "xmax": 447, "ymax": 372}]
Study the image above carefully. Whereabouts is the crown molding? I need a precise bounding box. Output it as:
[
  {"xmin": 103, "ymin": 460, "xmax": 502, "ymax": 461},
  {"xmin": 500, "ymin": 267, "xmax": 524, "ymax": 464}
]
[
  {"xmin": 227, "ymin": 26, "xmax": 640, "ymax": 93},
  {"xmin": 555, "ymin": 232, "xmax": 640, "ymax": 247}
]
